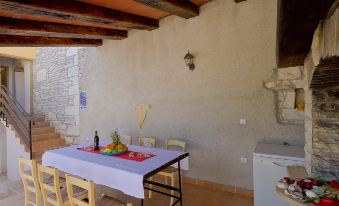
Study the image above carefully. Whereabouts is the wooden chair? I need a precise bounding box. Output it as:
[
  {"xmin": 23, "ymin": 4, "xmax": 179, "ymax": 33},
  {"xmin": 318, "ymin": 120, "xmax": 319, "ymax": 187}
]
[
  {"xmin": 38, "ymin": 164, "xmax": 86, "ymax": 206},
  {"xmin": 138, "ymin": 137, "xmax": 157, "ymax": 198},
  {"xmin": 65, "ymin": 174, "xmax": 132, "ymax": 206},
  {"xmin": 119, "ymin": 135, "xmax": 132, "ymax": 145},
  {"xmin": 18, "ymin": 157, "xmax": 42, "ymax": 206},
  {"xmin": 138, "ymin": 137, "xmax": 156, "ymax": 148},
  {"xmin": 149, "ymin": 140, "xmax": 186, "ymax": 205}
]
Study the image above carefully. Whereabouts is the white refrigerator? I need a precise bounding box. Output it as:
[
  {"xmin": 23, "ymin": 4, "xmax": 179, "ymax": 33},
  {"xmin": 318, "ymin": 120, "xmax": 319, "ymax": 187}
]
[{"xmin": 253, "ymin": 143, "xmax": 305, "ymax": 206}]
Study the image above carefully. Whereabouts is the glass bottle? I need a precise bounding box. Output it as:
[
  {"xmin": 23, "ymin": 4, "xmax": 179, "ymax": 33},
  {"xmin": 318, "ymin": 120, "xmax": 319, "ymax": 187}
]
[{"xmin": 94, "ymin": 131, "xmax": 100, "ymax": 151}]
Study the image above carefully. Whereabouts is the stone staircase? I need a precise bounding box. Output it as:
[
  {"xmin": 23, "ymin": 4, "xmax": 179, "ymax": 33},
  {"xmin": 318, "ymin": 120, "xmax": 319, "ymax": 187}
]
[{"xmin": 14, "ymin": 115, "xmax": 68, "ymax": 161}]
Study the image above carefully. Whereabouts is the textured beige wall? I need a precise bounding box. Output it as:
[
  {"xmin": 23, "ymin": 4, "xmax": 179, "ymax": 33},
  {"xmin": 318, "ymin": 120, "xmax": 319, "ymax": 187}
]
[{"xmin": 80, "ymin": 0, "xmax": 304, "ymax": 189}]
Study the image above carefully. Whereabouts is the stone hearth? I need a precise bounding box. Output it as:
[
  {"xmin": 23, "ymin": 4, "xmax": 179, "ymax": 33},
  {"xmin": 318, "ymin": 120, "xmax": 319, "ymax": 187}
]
[{"xmin": 303, "ymin": 5, "xmax": 339, "ymax": 179}]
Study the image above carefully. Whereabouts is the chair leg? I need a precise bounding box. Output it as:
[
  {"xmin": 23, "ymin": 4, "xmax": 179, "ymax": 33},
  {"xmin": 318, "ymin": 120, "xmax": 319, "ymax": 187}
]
[
  {"xmin": 148, "ymin": 177, "xmax": 153, "ymax": 199},
  {"xmin": 24, "ymin": 189, "xmax": 29, "ymax": 206},
  {"xmin": 165, "ymin": 176, "xmax": 168, "ymax": 185},
  {"xmin": 35, "ymin": 190, "xmax": 42, "ymax": 206},
  {"xmin": 170, "ymin": 175, "xmax": 175, "ymax": 206}
]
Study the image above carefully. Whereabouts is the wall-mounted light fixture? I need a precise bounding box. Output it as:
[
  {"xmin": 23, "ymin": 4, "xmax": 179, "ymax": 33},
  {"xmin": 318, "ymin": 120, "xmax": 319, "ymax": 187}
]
[{"xmin": 184, "ymin": 51, "xmax": 195, "ymax": 71}]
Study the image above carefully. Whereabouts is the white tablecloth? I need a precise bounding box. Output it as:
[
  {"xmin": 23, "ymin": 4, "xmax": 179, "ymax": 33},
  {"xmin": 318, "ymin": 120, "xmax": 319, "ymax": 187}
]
[{"xmin": 42, "ymin": 142, "xmax": 189, "ymax": 199}]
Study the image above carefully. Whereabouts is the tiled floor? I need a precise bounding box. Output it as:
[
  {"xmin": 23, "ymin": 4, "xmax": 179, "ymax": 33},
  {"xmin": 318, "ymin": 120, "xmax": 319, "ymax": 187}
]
[{"xmin": 0, "ymin": 174, "xmax": 254, "ymax": 206}]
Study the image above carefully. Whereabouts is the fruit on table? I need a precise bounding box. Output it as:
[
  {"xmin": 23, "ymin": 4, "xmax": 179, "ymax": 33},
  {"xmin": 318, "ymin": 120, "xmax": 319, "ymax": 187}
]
[
  {"xmin": 313, "ymin": 197, "xmax": 339, "ymax": 206},
  {"xmin": 276, "ymin": 181, "xmax": 288, "ymax": 190},
  {"xmin": 306, "ymin": 190, "xmax": 318, "ymax": 198},
  {"xmin": 101, "ymin": 143, "xmax": 127, "ymax": 153},
  {"xmin": 277, "ymin": 177, "xmax": 339, "ymax": 205},
  {"xmin": 331, "ymin": 181, "xmax": 339, "ymax": 190},
  {"xmin": 284, "ymin": 177, "xmax": 291, "ymax": 184}
]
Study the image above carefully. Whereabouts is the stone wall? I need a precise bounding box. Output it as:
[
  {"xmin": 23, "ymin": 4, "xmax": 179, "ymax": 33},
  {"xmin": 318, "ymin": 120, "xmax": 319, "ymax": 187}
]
[
  {"xmin": 303, "ymin": 5, "xmax": 339, "ymax": 177},
  {"xmin": 311, "ymin": 88, "xmax": 339, "ymax": 179},
  {"xmin": 33, "ymin": 47, "xmax": 88, "ymax": 143}
]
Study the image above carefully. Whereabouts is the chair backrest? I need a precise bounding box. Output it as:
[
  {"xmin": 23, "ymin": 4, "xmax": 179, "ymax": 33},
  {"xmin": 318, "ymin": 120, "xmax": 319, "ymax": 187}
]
[
  {"xmin": 138, "ymin": 137, "xmax": 156, "ymax": 148},
  {"xmin": 18, "ymin": 157, "xmax": 41, "ymax": 206},
  {"xmin": 119, "ymin": 135, "xmax": 132, "ymax": 145},
  {"xmin": 37, "ymin": 164, "xmax": 64, "ymax": 206},
  {"xmin": 166, "ymin": 139, "xmax": 186, "ymax": 152},
  {"xmin": 66, "ymin": 174, "xmax": 95, "ymax": 206}
]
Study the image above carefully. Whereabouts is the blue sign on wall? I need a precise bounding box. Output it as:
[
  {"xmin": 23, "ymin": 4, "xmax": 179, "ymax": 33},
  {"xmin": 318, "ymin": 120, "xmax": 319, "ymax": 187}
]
[{"xmin": 80, "ymin": 91, "xmax": 87, "ymax": 109}]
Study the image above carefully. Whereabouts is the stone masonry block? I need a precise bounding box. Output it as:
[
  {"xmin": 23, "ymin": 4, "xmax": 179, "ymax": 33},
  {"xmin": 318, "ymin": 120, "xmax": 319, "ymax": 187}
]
[
  {"xmin": 277, "ymin": 91, "xmax": 295, "ymax": 109},
  {"xmin": 277, "ymin": 67, "xmax": 303, "ymax": 80},
  {"xmin": 66, "ymin": 48, "xmax": 78, "ymax": 57},
  {"xmin": 68, "ymin": 66, "xmax": 79, "ymax": 77}
]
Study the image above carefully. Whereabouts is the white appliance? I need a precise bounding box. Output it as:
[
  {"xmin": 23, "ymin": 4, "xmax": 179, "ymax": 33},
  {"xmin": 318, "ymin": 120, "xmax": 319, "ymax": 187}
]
[{"xmin": 253, "ymin": 143, "xmax": 305, "ymax": 206}]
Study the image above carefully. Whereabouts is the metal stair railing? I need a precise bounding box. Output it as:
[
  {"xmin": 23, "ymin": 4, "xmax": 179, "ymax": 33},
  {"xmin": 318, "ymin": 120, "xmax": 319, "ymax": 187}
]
[{"xmin": 0, "ymin": 85, "xmax": 33, "ymax": 159}]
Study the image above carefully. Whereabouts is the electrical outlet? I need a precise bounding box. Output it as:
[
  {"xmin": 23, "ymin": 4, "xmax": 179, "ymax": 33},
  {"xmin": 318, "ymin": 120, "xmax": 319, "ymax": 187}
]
[
  {"xmin": 241, "ymin": 157, "xmax": 248, "ymax": 164},
  {"xmin": 240, "ymin": 118, "xmax": 247, "ymax": 125}
]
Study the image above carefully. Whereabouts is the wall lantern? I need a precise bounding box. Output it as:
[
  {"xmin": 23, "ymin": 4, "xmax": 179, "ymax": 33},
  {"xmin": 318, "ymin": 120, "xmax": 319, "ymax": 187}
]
[{"xmin": 184, "ymin": 51, "xmax": 195, "ymax": 71}]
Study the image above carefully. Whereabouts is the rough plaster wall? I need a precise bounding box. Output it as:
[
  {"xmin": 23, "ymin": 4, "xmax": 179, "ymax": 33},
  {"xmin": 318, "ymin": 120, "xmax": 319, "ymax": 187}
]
[
  {"xmin": 0, "ymin": 120, "xmax": 30, "ymax": 181},
  {"xmin": 79, "ymin": 0, "xmax": 304, "ymax": 189},
  {"xmin": 33, "ymin": 47, "xmax": 86, "ymax": 143},
  {"xmin": 0, "ymin": 122, "xmax": 6, "ymax": 174}
]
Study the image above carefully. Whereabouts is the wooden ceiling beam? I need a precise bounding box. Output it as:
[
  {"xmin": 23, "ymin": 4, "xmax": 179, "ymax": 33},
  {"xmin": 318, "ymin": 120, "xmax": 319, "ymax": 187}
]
[
  {"xmin": 134, "ymin": 0, "xmax": 199, "ymax": 19},
  {"xmin": 0, "ymin": 17, "xmax": 127, "ymax": 40},
  {"xmin": 0, "ymin": 35, "xmax": 102, "ymax": 47},
  {"xmin": 0, "ymin": 0, "xmax": 159, "ymax": 31}
]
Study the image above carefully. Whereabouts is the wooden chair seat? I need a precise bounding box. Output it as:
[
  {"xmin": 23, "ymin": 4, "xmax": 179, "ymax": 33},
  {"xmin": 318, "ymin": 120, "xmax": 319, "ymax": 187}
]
[
  {"xmin": 47, "ymin": 186, "xmax": 87, "ymax": 202},
  {"xmin": 158, "ymin": 166, "xmax": 177, "ymax": 175},
  {"xmin": 66, "ymin": 174, "xmax": 132, "ymax": 206},
  {"xmin": 26, "ymin": 172, "xmax": 65, "ymax": 186},
  {"xmin": 97, "ymin": 195, "xmax": 129, "ymax": 206},
  {"xmin": 45, "ymin": 175, "xmax": 66, "ymax": 186}
]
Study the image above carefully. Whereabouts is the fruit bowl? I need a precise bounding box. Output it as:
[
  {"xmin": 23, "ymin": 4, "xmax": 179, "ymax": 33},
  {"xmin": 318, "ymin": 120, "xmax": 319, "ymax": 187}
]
[
  {"xmin": 100, "ymin": 143, "xmax": 128, "ymax": 156},
  {"xmin": 100, "ymin": 149, "xmax": 128, "ymax": 156}
]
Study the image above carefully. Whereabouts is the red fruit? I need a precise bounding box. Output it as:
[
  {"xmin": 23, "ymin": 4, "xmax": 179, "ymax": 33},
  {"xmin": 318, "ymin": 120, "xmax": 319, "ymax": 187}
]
[
  {"xmin": 314, "ymin": 203, "xmax": 339, "ymax": 206},
  {"xmin": 330, "ymin": 180, "xmax": 339, "ymax": 189},
  {"xmin": 297, "ymin": 180, "xmax": 306, "ymax": 188},
  {"xmin": 313, "ymin": 197, "xmax": 339, "ymax": 206},
  {"xmin": 312, "ymin": 179, "xmax": 321, "ymax": 186},
  {"xmin": 320, "ymin": 197, "xmax": 338, "ymax": 203},
  {"xmin": 283, "ymin": 177, "xmax": 291, "ymax": 184},
  {"xmin": 305, "ymin": 183, "xmax": 313, "ymax": 190}
]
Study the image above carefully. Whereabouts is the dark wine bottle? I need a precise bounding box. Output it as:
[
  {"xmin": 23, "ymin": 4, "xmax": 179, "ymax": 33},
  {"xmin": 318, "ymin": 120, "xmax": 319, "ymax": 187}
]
[{"xmin": 94, "ymin": 131, "xmax": 99, "ymax": 150}]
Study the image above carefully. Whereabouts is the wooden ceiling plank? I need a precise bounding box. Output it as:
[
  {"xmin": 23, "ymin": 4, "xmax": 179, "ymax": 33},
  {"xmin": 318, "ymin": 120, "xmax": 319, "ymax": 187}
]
[
  {"xmin": 0, "ymin": 17, "xmax": 127, "ymax": 40},
  {"xmin": 133, "ymin": 0, "xmax": 199, "ymax": 19},
  {"xmin": 0, "ymin": 0, "xmax": 159, "ymax": 30},
  {"xmin": 0, "ymin": 35, "xmax": 102, "ymax": 47}
]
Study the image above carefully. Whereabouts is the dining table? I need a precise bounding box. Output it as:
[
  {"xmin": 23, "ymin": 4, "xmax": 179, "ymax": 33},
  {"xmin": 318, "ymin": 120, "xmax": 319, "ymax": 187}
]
[{"xmin": 42, "ymin": 141, "xmax": 189, "ymax": 206}]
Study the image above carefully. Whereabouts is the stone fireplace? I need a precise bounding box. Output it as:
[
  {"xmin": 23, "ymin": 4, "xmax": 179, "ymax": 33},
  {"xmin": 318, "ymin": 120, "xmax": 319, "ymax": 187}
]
[
  {"xmin": 303, "ymin": 5, "xmax": 339, "ymax": 179},
  {"xmin": 266, "ymin": 4, "xmax": 339, "ymax": 179}
]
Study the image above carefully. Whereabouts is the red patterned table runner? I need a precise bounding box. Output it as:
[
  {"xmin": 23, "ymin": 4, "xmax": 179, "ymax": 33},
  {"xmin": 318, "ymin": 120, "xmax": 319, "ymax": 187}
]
[{"xmin": 77, "ymin": 146, "xmax": 156, "ymax": 162}]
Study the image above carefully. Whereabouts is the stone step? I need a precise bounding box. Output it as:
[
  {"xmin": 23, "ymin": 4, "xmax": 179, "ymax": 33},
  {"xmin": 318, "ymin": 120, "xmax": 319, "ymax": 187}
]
[
  {"xmin": 32, "ymin": 121, "xmax": 50, "ymax": 128},
  {"xmin": 32, "ymin": 132, "xmax": 60, "ymax": 141},
  {"xmin": 32, "ymin": 127, "xmax": 55, "ymax": 135}
]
